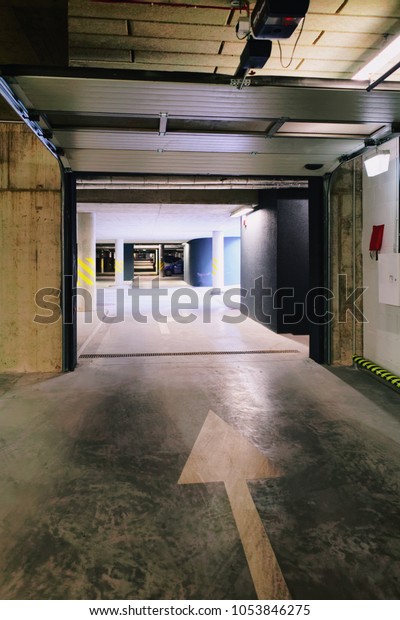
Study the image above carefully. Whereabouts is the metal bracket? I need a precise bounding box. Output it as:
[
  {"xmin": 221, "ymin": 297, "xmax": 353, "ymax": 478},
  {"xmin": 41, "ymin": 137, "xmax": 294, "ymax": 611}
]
[
  {"xmin": 230, "ymin": 78, "xmax": 252, "ymax": 89},
  {"xmin": 159, "ymin": 112, "xmax": 168, "ymax": 136},
  {"xmin": 0, "ymin": 77, "xmax": 58, "ymax": 158},
  {"xmin": 265, "ymin": 117, "xmax": 290, "ymax": 138}
]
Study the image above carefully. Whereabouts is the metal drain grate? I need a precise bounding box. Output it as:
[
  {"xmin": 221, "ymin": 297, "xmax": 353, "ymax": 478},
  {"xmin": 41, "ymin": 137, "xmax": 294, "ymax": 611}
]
[{"xmin": 79, "ymin": 350, "xmax": 299, "ymax": 359}]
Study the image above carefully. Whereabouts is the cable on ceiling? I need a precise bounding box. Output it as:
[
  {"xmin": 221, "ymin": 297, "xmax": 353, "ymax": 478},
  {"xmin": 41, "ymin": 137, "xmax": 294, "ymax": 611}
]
[{"xmin": 277, "ymin": 15, "xmax": 306, "ymax": 69}]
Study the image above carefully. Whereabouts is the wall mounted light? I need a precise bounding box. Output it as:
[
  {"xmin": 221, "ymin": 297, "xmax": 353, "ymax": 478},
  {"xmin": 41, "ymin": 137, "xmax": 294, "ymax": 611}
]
[
  {"xmin": 352, "ymin": 33, "xmax": 400, "ymax": 83},
  {"xmin": 230, "ymin": 206, "xmax": 255, "ymax": 218},
  {"xmin": 363, "ymin": 149, "xmax": 391, "ymax": 177},
  {"xmin": 304, "ymin": 163, "xmax": 324, "ymax": 171}
]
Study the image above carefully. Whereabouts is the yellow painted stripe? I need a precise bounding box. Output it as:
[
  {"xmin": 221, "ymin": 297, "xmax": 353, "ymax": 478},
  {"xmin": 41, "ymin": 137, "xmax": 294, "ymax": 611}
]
[
  {"xmin": 86, "ymin": 257, "xmax": 95, "ymax": 265},
  {"xmin": 77, "ymin": 269, "xmax": 94, "ymax": 286},
  {"xmin": 78, "ymin": 258, "xmax": 95, "ymax": 277},
  {"xmin": 353, "ymin": 355, "xmax": 400, "ymax": 389}
]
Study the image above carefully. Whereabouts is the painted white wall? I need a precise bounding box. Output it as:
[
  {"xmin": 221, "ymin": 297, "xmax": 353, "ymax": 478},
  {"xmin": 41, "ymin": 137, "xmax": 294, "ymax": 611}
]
[{"xmin": 362, "ymin": 137, "xmax": 400, "ymax": 374}]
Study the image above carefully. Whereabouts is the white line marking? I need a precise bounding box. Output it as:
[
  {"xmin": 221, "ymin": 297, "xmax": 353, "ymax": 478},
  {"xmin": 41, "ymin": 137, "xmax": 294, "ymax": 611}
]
[{"xmin": 77, "ymin": 312, "xmax": 108, "ymax": 358}]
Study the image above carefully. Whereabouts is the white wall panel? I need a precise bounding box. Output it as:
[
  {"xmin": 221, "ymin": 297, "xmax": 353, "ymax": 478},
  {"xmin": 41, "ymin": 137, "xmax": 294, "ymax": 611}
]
[{"xmin": 362, "ymin": 138, "xmax": 400, "ymax": 374}]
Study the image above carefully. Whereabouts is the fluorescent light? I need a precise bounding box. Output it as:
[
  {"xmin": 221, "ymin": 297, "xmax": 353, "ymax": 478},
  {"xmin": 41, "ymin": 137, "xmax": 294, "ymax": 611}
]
[
  {"xmin": 352, "ymin": 34, "xmax": 400, "ymax": 81},
  {"xmin": 364, "ymin": 150, "xmax": 390, "ymax": 177},
  {"xmin": 230, "ymin": 206, "xmax": 254, "ymax": 218}
]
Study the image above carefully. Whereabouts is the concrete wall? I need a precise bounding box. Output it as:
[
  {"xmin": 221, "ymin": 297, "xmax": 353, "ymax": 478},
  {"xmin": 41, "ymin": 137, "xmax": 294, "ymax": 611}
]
[
  {"xmin": 0, "ymin": 123, "xmax": 62, "ymax": 372},
  {"xmin": 329, "ymin": 159, "xmax": 363, "ymax": 365},
  {"xmin": 362, "ymin": 138, "xmax": 400, "ymax": 374}
]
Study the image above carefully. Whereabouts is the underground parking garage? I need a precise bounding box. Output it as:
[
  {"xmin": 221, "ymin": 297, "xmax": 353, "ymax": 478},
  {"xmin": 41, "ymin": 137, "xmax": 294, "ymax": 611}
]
[{"xmin": 1, "ymin": 0, "xmax": 400, "ymax": 605}]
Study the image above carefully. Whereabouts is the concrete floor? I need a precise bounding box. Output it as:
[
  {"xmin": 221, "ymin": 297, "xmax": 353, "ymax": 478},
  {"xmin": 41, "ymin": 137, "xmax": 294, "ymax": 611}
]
[
  {"xmin": 78, "ymin": 279, "xmax": 309, "ymax": 358},
  {"xmin": 0, "ymin": 281, "xmax": 400, "ymax": 600}
]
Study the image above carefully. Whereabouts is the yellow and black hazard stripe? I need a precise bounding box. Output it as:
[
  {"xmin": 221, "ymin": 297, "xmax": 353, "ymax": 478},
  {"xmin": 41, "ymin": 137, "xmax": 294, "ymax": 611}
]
[{"xmin": 353, "ymin": 355, "xmax": 400, "ymax": 390}]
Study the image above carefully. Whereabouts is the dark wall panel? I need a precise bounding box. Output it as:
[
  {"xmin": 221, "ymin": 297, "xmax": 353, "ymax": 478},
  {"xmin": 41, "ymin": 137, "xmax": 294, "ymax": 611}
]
[
  {"xmin": 241, "ymin": 195, "xmax": 278, "ymax": 331},
  {"xmin": 308, "ymin": 177, "xmax": 326, "ymax": 363},
  {"xmin": 63, "ymin": 170, "xmax": 77, "ymax": 372},
  {"xmin": 241, "ymin": 189, "xmax": 310, "ymax": 336},
  {"xmin": 0, "ymin": 1, "xmax": 68, "ymax": 66},
  {"xmin": 124, "ymin": 243, "xmax": 134, "ymax": 281},
  {"xmin": 277, "ymin": 197, "xmax": 309, "ymax": 334}
]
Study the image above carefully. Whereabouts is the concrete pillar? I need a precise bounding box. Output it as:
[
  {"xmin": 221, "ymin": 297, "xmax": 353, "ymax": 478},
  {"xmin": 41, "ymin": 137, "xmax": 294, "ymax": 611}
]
[
  {"xmin": 329, "ymin": 159, "xmax": 363, "ymax": 365},
  {"xmin": 77, "ymin": 213, "xmax": 96, "ymax": 312},
  {"xmin": 0, "ymin": 123, "xmax": 62, "ymax": 372},
  {"xmin": 212, "ymin": 231, "xmax": 224, "ymax": 289},
  {"xmin": 115, "ymin": 238, "xmax": 124, "ymax": 286}
]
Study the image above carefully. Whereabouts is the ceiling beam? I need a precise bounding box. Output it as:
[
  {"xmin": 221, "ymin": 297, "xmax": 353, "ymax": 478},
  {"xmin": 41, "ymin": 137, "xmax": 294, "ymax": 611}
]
[{"xmin": 77, "ymin": 188, "xmax": 259, "ymax": 204}]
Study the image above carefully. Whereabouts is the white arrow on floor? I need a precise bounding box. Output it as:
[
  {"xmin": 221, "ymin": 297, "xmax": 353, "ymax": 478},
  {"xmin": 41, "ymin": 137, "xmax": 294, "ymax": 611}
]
[{"xmin": 178, "ymin": 410, "xmax": 290, "ymax": 600}]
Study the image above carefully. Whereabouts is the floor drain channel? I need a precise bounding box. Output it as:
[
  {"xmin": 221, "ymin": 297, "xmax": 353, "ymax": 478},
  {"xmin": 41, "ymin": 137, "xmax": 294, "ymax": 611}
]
[{"xmin": 80, "ymin": 350, "xmax": 299, "ymax": 359}]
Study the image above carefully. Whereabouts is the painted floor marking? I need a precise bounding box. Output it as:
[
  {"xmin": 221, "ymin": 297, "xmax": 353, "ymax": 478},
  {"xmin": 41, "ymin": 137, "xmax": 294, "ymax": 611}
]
[{"xmin": 178, "ymin": 410, "xmax": 290, "ymax": 600}]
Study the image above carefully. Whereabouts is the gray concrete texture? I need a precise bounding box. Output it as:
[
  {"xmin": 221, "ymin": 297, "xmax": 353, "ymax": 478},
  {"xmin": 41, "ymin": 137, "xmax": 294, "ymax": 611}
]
[
  {"xmin": 0, "ymin": 316, "xmax": 399, "ymax": 599},
  {"xmin": 330, "ymin": 159, "xmax": 364, "ymax": 365},
  {"xmin": 0, "ymin": 123, "xmax": 62, "ymax": 372}
]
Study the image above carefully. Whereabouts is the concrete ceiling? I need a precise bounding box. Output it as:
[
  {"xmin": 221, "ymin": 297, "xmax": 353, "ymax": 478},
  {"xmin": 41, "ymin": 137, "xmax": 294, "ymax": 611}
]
[
  {"xmin": 2, "ymin": 0, "xmax": 400, "ymax": 243},
  {"xmin": 0, "ymin": 0, "xmax": 68, "ymax": 67},
  {"xmin": 77, "ymin": 187, "xmax": 258, "ymax": 241},
  {"xmin": 78, "ymin": 201, "xmax": 242, "ymax": 242},
  {"xmin": 68, "ymin": 0, "xmax": 400, "ymax": 80},
  {"xmin": 3, "ymin": 0, "xmax": 399, "ymax": 82},
  {"xmin": 2, "ymin": 0, "xmax": 400, "ymax": 179}
]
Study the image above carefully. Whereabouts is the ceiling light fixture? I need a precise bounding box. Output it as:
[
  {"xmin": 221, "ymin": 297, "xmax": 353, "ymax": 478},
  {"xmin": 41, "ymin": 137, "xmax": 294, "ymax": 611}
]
[
  {"xmin": 352, "ymin": 33, "xmax": 400, "ymax": 83},
  {"xmin": 363, "ymin": 149, "xmax": 391, "ymax": 177},
  {"xmin": 230, "ymin": 206, "xmax": 255, "ymax": 218}
]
